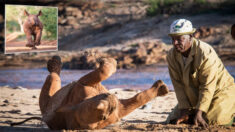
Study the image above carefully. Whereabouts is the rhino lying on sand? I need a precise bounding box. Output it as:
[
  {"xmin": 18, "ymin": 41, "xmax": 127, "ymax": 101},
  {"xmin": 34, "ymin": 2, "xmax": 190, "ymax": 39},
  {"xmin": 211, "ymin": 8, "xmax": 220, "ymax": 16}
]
[{"xmin": 12, "ymin": 56, "xmax": 169, "ymax": 130}]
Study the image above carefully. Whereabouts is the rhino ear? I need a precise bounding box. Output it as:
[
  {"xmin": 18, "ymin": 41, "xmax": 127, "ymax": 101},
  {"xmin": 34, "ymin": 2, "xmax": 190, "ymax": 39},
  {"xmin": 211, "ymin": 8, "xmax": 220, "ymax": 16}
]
[
  {"xmin": 24, "ymin": 10, "xmax": 29, "ymax": 16},
  {"xmin": 56, "ymin": 105, "xmax": 75, "ymax": 113},
  {"xmin": 37, "ymin": 10, "xmax": 42, "ymax": 16}
]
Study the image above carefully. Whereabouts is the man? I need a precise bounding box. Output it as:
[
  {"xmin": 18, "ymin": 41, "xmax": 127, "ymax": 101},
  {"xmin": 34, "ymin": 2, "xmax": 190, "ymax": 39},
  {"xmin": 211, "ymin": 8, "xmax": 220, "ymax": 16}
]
[{"xmin": 166, "ymin": 19, "xmax": 235, "ymax": 127}]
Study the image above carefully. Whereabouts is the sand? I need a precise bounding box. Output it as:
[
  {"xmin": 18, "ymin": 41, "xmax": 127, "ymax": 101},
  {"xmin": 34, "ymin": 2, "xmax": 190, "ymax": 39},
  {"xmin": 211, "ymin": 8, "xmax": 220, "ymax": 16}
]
[{"xmin": 0, "ymin": 86, "xmax": 235, "ymax": 132}]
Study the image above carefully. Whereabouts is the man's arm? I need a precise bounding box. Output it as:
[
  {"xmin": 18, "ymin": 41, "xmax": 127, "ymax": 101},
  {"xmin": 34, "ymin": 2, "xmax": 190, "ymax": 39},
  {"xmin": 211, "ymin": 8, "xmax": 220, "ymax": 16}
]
[
  {"xmin": 196, "ymin": 56, "xmax": 217, "ymax": 113},
  {"xmin": 194, "ymin": 54, "xmax": 218, "ymax": 128}
]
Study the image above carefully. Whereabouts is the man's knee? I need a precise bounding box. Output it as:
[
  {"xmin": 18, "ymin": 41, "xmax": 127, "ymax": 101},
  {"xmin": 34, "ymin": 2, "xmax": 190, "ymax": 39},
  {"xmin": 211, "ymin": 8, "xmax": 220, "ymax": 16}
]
[{"xmin": 206, "ymin": 112, "xmax": 233, "ymax": 125}]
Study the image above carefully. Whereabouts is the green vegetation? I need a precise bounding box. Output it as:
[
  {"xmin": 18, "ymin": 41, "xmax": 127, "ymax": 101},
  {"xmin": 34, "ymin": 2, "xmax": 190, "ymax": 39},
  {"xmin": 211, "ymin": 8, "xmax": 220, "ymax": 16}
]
[
  {"xmin": 6, "ymin": 5, "xmax": 57, "ymax": 40},
  {"xmin": 40, "ymin": 8, "xmax": 57, "ymax": 40},
  {"xmin": 146, "ymin": 0, "xmax": 184, "ymax": 16},
  {"xmin": 146, "ymin": 0, "xmax": 235, "ymax": 16},
  {"xmin": 146, "ymin": 0, "xmax": 159, "ymax": 16},
  {"xmin": 194, "ymin": 0, "xmax": 206, "ymax": 4},
  {"xmin": 6, "ymin": 21, "xmax": 20, "ymax": 32}
]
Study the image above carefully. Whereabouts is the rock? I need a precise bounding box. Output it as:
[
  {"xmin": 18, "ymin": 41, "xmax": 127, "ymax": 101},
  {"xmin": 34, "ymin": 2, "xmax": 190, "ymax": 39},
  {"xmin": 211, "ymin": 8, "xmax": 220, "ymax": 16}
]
[
  {"xmin": 73, "ymin": 10, "xmax": 83, "ymax": 18},
  {"xmin": 59, "ymin": 18, "xmax": 67, "ymax": 25},
  {"xmin": 149, "ymin": 47, "xmax": 162, "ymax": 56},
  {"xmin": 0, "ymin": 104, "xmax": 8, "ymax": 107},
  {"xmin": 72, "ymin": 24, "xmax": 80, "ymax": 29},
  {"xmin": 66, "ymin": 7, "xmax": 79, "ymax": 13},
  {"xmin": 123, "ymin": 89, "xmax": 136, "ymax": 92},
  {"xmin": 123, "ymin": 56, "xmax": 133, "ymax": 65},
  {"xmin": 5, "ymin": 120, "xmax": 12, "ymax": 124},
  {"xmin": 123, "ymin": 63, "xmax": 136, "ymax": 69},
  {"xmin": 194, "ymin": 26, "xmax": 215, "ymax": 39},
  {"xmin": 25, "ymin": 112, "xmax": 33, "ymax": 115},
  {"xmin": 135, "ymin": 43, "xmax": 147, "ymax": 57},
  {"xmin": 32, "ymin": 95, "xmax": 37, "ymax": 98},
  {"xmin": 3, "ymin": 99, "xmax": 9, "ymax": 104},
  {"xmin": 67, "ymin": 16, "xmax": 77, "ymax": 25},
  {"xmin": 64, "ymin": 25, "xmax": 73, "ymax": 29},
  {"xmin": 145, "ymin": 42, "xmax": 156, "ymax": 50},
  {"xmin": 83, "ymin": 10, "xmax": 92, "ymax": 17},
  {"xmin": 13, "ymin": 86, "xmax": 27, "ymax": 90},
  {"xmin": 8, "ymin": 110, "xmax": 21, "ymax": 114},
  {"xmin": 64, "ymin": 53, "xmax": 100, "ymax": 69}
]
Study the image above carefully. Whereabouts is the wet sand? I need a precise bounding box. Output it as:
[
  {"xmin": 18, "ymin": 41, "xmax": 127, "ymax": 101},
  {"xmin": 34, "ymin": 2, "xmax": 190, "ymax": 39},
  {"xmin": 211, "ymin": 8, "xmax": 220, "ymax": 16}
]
[{"xmin": 0, "ymin": 86, "xmax": 234, "ymax": 131}]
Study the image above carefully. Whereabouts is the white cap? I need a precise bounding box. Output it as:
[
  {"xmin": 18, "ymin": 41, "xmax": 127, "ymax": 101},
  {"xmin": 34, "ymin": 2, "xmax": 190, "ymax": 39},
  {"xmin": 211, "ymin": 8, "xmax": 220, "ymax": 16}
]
[{"xmin": 169, "ymin": 19, "xmax": 196, "ymax": 36}]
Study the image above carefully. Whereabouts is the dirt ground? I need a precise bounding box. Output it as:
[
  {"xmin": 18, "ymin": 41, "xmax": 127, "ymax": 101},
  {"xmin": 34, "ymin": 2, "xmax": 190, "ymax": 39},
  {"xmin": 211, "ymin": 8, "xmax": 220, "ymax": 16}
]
[
  {"xmin": 0, "ymin": 86, "xmax": 234, "ymax": 132},
  {"xmin": 5, "ymin": 40, "xmax": 57, "ymax": 54}
]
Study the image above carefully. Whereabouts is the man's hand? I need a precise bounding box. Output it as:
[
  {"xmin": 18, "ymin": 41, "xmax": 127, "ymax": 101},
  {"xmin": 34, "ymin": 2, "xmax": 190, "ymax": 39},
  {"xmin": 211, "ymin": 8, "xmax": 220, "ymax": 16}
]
[
  {"xmin": 194, "ymin": 109, "xmax": 208, "ymax": 128},
  {"xmin": 176, "ymin": 109, "xmax": 189, "ymax": 124}
]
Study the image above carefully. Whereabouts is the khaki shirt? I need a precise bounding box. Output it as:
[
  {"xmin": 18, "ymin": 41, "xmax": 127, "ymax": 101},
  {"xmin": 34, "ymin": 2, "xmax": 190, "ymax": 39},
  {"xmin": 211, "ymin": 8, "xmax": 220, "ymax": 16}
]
[{"xmin": 167, "ymin": 38, "xmax": 235, "ymax": 122}]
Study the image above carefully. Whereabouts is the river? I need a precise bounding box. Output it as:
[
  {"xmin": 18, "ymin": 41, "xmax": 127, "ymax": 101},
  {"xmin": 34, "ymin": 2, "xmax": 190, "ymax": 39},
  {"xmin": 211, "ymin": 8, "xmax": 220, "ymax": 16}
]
[{"xmin": 0, "ymin": 65, "xmax": 234, "ymax": 91}]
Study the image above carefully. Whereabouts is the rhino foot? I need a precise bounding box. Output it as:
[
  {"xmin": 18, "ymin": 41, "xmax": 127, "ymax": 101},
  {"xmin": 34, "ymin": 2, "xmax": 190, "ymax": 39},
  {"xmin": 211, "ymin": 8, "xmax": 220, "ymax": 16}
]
[
  {"xmin": 26, "ymin": 44, "xmax": 34, "ymax": 47},
  {"xmin": 32, "ymin": 46, "xmax": 37, "ymax": 50},
  {"xmin": 35, "ymin": 42, "xmax": 41, "ymax": 46},
  {"xmin": 47, "ymin": 56, "xmax": 62, "ymax": 75}
]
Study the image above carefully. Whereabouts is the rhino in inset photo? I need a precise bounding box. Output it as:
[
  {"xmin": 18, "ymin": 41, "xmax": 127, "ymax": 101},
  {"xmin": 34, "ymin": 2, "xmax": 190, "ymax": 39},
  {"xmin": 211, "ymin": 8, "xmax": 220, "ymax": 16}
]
[{"xmin": 23, "ymin": 10, "xmax": 43, "ymax": 49}]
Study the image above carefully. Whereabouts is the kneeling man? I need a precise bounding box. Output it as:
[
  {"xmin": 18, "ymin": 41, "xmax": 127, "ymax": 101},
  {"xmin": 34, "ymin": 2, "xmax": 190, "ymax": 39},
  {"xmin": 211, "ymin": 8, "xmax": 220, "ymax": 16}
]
[{"xmin": 166, "ymin": 19, "xmax": 235, "ymax": 127}]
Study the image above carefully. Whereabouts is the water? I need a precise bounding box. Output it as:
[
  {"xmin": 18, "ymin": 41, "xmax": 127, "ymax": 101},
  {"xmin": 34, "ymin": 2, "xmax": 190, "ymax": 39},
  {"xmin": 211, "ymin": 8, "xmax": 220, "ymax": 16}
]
[{"xmin": 0, "ymin": 65, "xmax": 234, "ymax": 91}]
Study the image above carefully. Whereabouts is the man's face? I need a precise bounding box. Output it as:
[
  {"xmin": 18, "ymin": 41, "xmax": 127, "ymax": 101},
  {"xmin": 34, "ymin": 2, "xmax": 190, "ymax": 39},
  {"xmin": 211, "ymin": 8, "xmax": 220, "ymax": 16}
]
[{"xmin": 171, "ymin": 35, "xmax": 192, "ymax": 53}]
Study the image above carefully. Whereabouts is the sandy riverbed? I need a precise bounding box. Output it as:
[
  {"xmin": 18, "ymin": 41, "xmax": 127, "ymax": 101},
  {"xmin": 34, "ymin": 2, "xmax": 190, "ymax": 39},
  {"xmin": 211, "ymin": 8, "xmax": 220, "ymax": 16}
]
[{"xmin": 0, "ymin": 86, "xmax": 235, "ymax": 131}]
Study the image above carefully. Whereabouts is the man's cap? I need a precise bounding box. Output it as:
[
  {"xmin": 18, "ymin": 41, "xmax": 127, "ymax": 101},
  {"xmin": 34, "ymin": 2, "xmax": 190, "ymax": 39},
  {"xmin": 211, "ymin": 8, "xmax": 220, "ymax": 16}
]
[{"xmin": 169, "ymin": 19, "xmax": 196, "ymax": 36}]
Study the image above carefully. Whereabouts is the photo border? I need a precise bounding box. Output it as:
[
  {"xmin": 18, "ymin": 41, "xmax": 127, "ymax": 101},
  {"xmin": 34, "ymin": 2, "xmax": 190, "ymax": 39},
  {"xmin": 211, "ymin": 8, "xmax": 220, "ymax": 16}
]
[{"xmin": 4, "ymin": 4, "xmax": 58, "ymax": 54}]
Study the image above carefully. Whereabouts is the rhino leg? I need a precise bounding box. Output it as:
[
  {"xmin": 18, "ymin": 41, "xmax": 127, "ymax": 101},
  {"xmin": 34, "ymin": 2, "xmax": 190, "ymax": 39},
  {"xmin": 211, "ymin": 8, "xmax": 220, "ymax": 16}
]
[
  {"xmin": 25, "ymin": 32, "xmax": 34, "ymax": 47},
  {"xmin": 78, "ymin": 57, "xmax": 117, "ymax": 91},
  {"xmin": 117, "ymin": 80, "xmax": 169, "ymax": 118},
  {"xmin": 39, "ymin": 56, "xmax": 62, "ymax": 114},
  {"xmin": 35, "ymin": 29, "xmax": 42, "ymax": 46},
  {"xmin": 96, "ymin": 80, "xmax": 169, "ymax": 129}
]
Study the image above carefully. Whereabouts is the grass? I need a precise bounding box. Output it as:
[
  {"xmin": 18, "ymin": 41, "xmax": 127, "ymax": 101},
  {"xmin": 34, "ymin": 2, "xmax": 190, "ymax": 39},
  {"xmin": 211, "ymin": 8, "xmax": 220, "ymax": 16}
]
[
  {"xmin": 146, "ymin": 0, "xmax": 184, "ymax": 16},
  {"xmin": 145, "ymin": 0, "xmax": 235, "ymax": 16}
]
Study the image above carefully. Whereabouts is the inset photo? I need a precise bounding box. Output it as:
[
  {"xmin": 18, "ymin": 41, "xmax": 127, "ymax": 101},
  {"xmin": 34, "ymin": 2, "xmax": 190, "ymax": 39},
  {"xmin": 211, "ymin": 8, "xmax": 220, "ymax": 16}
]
[{"xmin": 5, "ymin": 5, "xmax": 58, "ymax": 54}]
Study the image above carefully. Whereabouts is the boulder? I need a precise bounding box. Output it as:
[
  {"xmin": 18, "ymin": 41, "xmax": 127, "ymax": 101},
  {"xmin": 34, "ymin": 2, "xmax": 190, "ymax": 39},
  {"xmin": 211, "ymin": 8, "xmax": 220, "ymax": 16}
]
[{"xmin": 194, "ymin": 26, "xmax": 214, "ymax": 39}]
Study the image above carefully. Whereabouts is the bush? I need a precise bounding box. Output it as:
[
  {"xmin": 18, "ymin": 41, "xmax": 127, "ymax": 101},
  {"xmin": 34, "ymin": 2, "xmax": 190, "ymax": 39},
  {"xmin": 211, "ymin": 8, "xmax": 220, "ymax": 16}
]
[
  {"xmin": 146, "ymin": 0, "xmax": 235, "ymax": 16},
  {"xmin": 6, "ymin": 21, "xmax": 20, "ymax": 33},
  {"xmin": 40, "ymin": 8, "xmax": 57, "ymax": 40},
  {"xmin": 146, "ymin": 0, "xmax": 159, "ymax": 16},
  {"xmin": 146, "ymin": 0, "xmax": 184, "ymax": 16}
]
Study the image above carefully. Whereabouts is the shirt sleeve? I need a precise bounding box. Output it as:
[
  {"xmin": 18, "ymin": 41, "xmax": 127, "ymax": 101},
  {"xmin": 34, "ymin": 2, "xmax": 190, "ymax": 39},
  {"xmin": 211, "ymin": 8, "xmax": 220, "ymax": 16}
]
[
  {"xmin": 167, "ymin": 55, "xmax": 191, "ymax": 109},
  {"xmin": 196, "ymin": 55, "xmax": 217, "ymax": 113}
]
